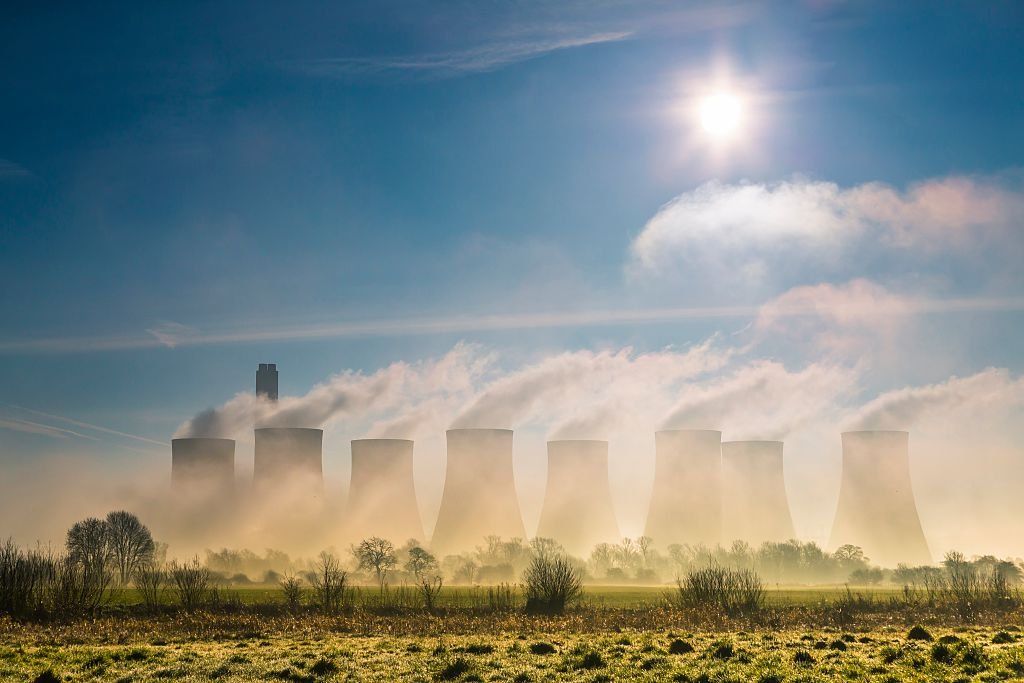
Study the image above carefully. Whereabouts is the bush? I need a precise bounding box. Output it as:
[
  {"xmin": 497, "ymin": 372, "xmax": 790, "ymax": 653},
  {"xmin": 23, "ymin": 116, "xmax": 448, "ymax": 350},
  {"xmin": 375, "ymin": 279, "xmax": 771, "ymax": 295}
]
[
  {"xmin": 134, "ymin": 562, "xmax": 167, "ymax": 612},
  {"xmin": 0, "ymin": 540, "xmax": 52, "ymax": 616},
  {"xmin": 309, "ymin": 552, "xmax": 349, "ymax": 613},
  {"xmin": 671, "ymin": 565, "xmax": 764, "ymax": 614},
  {"xmin": 169, "ymin": 557, "xmax": 211, "ymax": 609},
  {"xmin": 279, "ymin": 574, "xmax": 304, "ymax": 612},
  {"xmin": 523, "ymin": 554, "xmax": 583, "ymax": 614}
]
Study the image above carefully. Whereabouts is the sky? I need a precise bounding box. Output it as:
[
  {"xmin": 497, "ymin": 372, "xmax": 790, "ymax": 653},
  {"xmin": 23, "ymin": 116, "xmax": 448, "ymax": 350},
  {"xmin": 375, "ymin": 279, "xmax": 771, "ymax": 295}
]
[{"xmin": 2, "ymin": 1, "xmax": 1024, "ymax": 556}]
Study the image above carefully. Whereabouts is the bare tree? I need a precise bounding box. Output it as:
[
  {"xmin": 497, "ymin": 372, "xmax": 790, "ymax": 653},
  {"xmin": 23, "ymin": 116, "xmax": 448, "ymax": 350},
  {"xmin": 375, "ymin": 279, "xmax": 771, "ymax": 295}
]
[
  {"xmin": 353, "ymin": 537, "xmax": 396, "ymax": 592},
  {"xmin": 66, "ymin": 517, "xmax": 111, "ymax": 570},
  {"xmin": 105, "ymin": 511, "xmax": 155, "ymax": 585}
]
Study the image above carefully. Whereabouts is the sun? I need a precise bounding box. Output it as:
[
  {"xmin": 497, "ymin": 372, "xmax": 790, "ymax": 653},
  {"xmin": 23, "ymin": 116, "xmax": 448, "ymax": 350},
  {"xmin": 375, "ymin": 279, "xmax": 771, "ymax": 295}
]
[{"xmin": 698, "ymin": 91, "xmax": 744, "ymax": 142}]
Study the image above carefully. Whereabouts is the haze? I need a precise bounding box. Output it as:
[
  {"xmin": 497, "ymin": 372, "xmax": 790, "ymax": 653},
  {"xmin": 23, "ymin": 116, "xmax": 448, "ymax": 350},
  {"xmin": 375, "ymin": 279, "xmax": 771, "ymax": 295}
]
[{"xmin": 2, "ymin": 2, "xmax": 1023, "ymax": 567}]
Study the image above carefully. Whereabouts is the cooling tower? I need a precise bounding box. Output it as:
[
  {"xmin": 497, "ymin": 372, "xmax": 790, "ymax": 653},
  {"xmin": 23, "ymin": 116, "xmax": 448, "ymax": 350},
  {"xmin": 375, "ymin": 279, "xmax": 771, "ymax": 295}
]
[
  {"xmin": 645, "ymin": 430, "xmax": 722, "ymax": 547},
  {"xmin": 829, "ymin": 431, "xmax": 931, "ymax": 567},
  {"xmin": 253, "ymin": 427, "xmax": 323, "ymax": 487},
  {"xmin": 431, "ymin": 429, "xmax": 525, "ymax": 557},
  {"xmin": 345, "ymin": 439, "xmax": 424, "ymax": 543},
  {"xmin": 536, "ymin": 440, "xmax": 620, "ymax": 556},
  {"xmin": 171, "ymin": 438, "xmax": 235, "ymax": 489},
  {"xmin": 721, "ymin": 441, "xmax": 795, "ymax": 545}
]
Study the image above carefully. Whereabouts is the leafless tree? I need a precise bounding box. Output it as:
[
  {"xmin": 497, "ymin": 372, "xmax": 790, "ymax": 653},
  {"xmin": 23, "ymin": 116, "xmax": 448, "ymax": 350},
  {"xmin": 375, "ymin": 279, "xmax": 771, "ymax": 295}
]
[
  {"xmin": 353, "ymin": 537, "xmax": 396, "ymax": 591},
  {"xmin": 105, "ymin": 511, "xmax": 155, "ymax": 585},
  {"xmin": 66, "ymin": 517, "xmax": 111, "ymax": 570}
]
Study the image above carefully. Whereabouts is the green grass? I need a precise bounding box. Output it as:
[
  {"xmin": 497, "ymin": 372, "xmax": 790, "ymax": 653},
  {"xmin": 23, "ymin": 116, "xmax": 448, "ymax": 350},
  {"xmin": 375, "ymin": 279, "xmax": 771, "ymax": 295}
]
[
  {"xmin": 2, "ymin": 624, "xmax": 1022, "ymax": 681},
  {"xmin": 106, "ymin": 583, "xmax": 904, "ymax": 609}
]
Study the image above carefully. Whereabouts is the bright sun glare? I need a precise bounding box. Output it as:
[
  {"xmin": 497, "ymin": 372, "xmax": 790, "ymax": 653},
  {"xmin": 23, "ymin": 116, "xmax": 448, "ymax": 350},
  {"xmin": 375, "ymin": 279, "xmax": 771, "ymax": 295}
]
[{"xmin": 698, "ymin": 91, "xmax": 743, "ymax": 141}]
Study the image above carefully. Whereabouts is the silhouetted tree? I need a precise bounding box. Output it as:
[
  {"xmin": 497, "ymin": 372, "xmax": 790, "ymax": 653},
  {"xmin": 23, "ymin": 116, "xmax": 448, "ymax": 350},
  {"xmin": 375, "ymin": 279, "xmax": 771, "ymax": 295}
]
[
  {"xmin": 353, "ymin": 537, "xmax": 396, "ymax": 591},
  {"xmin": 105, "ymin": 511, "xmax": 155, "ymax": 585}
]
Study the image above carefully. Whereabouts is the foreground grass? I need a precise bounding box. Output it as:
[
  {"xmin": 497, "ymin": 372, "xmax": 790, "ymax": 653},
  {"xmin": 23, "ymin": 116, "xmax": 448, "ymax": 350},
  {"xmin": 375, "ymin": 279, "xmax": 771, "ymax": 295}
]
[{"xmin": 2, "ymin": 621, "xmax": 1023, "ymax": 682}]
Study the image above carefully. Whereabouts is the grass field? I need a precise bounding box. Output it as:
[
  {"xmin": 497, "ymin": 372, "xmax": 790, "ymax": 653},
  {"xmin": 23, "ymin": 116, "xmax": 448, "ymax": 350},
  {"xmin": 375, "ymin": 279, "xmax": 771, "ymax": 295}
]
[
  {"xmin": 3, "ymin": 583, "xmax": 1023, "ymax": 682},
  {"xmin": 2, "ymin": 619, "xmax": 1022, "ymax": 682}
]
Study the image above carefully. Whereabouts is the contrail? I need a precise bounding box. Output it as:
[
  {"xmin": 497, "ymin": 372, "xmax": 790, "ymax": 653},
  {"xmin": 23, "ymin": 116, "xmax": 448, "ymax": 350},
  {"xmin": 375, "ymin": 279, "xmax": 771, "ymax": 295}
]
[
  {"xmin": 5, "ymin": 404, "xmax": 170, "ymax": 447},
  {"xmin": 2, "ymin": 296, "xmax": 1024, "ymax": 355}
]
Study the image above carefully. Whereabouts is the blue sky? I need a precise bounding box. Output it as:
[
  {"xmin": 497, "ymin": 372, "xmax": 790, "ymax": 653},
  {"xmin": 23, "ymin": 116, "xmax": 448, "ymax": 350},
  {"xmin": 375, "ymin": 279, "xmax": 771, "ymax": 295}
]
[{"xmin": 2, "ymin": 2, "xmax": 1024, "ymax": 550}]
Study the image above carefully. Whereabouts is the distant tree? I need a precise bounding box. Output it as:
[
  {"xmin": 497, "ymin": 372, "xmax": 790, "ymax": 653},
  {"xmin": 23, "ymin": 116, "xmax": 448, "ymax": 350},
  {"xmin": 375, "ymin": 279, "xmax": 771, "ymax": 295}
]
[
  {"xmin": 636, "ymin": 536, "xmax": 654, "ymax": 566},
  {"xmin": 529, "ymin": 537, "xmax": 563, "ymax": 561},
  {"xmin": 105, "ymin": 511, "xmax": 155, "ymax": 585},
  {"xmin": 353, "ymin": 537, "xmax": 396, "ymax": 591},
  {"xmin": 404, "ymin": 545, "xmax": 437, "ymax": 578}
]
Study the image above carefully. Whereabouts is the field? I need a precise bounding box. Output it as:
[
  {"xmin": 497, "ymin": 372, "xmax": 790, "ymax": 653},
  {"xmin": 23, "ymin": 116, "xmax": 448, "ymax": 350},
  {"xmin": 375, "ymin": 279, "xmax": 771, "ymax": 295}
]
[{"xmin": 3, "ymin": 586, "xmax": 1023, "ymax": 682}]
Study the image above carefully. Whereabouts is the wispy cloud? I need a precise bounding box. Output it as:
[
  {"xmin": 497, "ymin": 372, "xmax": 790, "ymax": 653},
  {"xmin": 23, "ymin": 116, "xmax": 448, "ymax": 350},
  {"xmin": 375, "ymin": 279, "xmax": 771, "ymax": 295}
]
[
  {"xmin": 6, "ymin": 405, "xmax": 169, "ymax": 447},
  {"xmin": 3, "ymin": 295, "xmax": 1024, "ymax": 355},
  {"xmin": 0, "ymin": 417, "xmax": 97, "ymax": 440},
  {"xmin": 294, "ymin": 31, "xmax": 632, "ymax": 80}
]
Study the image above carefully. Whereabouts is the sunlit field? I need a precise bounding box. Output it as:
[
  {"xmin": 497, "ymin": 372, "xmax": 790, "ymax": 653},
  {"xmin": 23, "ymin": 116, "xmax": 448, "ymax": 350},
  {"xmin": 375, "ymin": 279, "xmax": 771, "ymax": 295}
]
[{"xmin": 3, "ymin": 613, "xmax": 1023, "ymax": 682}]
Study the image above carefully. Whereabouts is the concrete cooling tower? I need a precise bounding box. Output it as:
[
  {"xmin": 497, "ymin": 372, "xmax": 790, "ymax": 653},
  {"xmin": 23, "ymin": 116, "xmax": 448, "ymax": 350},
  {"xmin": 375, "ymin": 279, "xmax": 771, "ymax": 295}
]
[
  {"xmin": 721, "ymin": 441, "xmax": 795, "ymax": 546},
  {"xmin": 645, "ymin": 430, "xmax": 722, "ymax": 547},
  {"xmin": 171, "ymin": 438, "xmax": 235, "ymax": 489},
  {"xmin": 829, "ymin": 431, "xmax": 931, "ymax": 567},
  {"xmin": 536, "ymin": 440, "xmax": 620, "ymax": 556},
  {"xmin": 345, "ymin": 439, "xmax": 424, "ymax": 543},
  {"xmin": 431, "ymin": 429, "xmax": 525, "ymax": 557},
  {"xmin": 253, "ymin": 427, "xmax": 323, "ymax": 487}
]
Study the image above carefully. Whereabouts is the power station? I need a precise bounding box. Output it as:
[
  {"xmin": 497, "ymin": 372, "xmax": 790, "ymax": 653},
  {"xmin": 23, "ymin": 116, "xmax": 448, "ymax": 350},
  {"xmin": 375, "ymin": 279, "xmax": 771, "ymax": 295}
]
[
  {"xmin": 431, "ymin": 428, "xmax": 526, "ymax": 557},
  {"xmin": 165, "ymin": 364, "xmax": 941, "ymax": 566},
  {"xmin": 345, "ymin": 438, "xmax": 424, "ymax": 543},
  {"xmin": 829, "ymin": 430, "xmax": 931, "ymax": 567},
  {"xmin": 645, "ymin": 429, "xmax": 722, "ymax": 547},
  {"xmin": 721, "ymin": 440, "xmax": 795, "ymax": 545},
  {"xmin": 536, "ymin": 439, "xmax": 620, "ymax": 556}
]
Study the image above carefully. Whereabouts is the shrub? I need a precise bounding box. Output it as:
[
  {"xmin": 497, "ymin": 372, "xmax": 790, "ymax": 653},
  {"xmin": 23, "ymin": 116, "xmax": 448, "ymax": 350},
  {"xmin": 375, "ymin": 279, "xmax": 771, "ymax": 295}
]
[
  {"xmin": 169, "ymin": 557, "xmax": 211, "ymax": 609},
  {"xmin": 309, "ymin": 552, "xmax": 348, "ymax": 613},
  {"xmin": 671, "ymin": 565, "xmax": 764, "ymax": 614},
  {"xmin": 523, "ymin": 554, "xmax": 583, "ymax": 614},
  {"xmin": 278, "ymin": 574, "xmax": 303, "ymax": 612},
  {"xmin": 134, "ymin": 562, "xmax": 167, "ymax": 612},
  {"xmin": 0, "ymin": 540, "xmax": 52, "ymax": 616}
]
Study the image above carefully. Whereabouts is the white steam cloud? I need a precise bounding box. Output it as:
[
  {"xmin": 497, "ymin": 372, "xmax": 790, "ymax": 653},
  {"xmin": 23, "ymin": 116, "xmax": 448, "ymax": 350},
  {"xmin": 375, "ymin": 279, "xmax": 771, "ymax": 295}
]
[{"xmin": 846, "ymin": 368, "xmax": 1024, "ymax": 431}]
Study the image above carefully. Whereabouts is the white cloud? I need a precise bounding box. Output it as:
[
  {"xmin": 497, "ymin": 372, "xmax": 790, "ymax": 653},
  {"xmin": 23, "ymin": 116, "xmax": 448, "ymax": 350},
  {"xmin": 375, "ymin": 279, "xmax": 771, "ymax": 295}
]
[
  {"xmin": 630, "ymin": 175, "xmax": 1024, "ymax": 277},
  {"xmin": 754, "ymin": 278, "xmax": 912, "ymax": 355},
  {"xmin": 846, "ymin": 368, "xmax": 1024, "ymax": 431}
]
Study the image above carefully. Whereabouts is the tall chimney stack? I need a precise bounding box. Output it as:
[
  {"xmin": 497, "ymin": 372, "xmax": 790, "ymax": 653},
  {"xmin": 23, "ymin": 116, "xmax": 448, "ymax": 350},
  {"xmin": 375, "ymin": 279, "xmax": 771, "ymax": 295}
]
[{"xmin": 256, "ymin": 363, "xmax": 278, "ymax": 401}]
